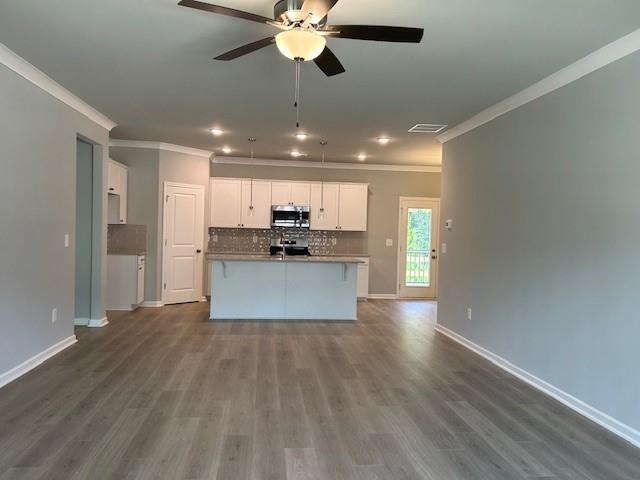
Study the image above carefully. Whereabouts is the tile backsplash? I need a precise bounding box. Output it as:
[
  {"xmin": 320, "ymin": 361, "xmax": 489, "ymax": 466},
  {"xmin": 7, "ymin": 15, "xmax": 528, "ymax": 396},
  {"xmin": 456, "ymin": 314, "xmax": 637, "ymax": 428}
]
[
  {"xmin": 107, "ymin": 224, "xmax": 147, "ymax": 255},
  {"xmin": 208, "ymin": 227, "xmax": 367, "ymax": 256}
]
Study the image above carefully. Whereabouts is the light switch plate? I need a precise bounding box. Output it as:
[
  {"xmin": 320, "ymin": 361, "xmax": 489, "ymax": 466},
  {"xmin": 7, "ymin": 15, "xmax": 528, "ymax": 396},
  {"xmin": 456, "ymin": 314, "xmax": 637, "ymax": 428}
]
[
  {"xmin": 467, "ymin": 308, "xmax": 472, "ymax": 321},
  {"xmin": 64, "ymin": 234, "xmax": 70, "ymax": 248},
  {"xmin": 441, "ymin": 243, "xmax": 447, "ymax": 254},
  {"xmin": 385, "ymin": 239, "xmax": 393, "ymax": 247}
]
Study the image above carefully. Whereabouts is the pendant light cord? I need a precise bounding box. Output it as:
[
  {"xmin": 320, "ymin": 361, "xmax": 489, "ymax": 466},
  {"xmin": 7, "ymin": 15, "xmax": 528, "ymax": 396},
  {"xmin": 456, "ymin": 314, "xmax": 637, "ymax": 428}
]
[{"xmin": 294, "ymin": 59, "xmax": 301, "ymax": 129}]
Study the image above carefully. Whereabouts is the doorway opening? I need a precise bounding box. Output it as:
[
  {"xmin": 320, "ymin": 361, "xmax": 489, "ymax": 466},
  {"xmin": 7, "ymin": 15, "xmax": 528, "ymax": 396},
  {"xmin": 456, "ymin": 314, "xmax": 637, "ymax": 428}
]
[
  {"xmin": 397, "ymin": 197, "xmax": 440, "ymax": 299},
  {"xmin": 74, "ymin": 137, "xmax": 106, "ymax": 327}
]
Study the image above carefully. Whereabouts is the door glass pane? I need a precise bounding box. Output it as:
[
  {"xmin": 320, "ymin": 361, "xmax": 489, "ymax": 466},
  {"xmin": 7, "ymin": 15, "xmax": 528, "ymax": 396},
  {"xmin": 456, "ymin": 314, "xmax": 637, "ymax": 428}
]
[{"xmin": 405, "ymin": 208, "xmax": 432, "ymax": 286}]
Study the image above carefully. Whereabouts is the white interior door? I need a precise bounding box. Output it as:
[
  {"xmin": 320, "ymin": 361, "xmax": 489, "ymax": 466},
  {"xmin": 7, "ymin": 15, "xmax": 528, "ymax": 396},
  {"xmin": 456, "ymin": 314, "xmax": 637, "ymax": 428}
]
[
  {"xmin": 163, "ymin": 182, "xmax": 205, "ymax": 304},
  {"xmin": 398, "ymin": 198, "xmax": 440, "ymax": 299}
]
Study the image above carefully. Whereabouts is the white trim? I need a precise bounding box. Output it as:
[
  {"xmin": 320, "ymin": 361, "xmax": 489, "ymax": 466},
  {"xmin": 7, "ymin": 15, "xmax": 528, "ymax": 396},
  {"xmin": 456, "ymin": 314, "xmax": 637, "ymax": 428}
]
[
  {"xmin": 199, "ymin": 296, "xmax": 208, "ymax": 303},
  {"xmin": 140, "ymin": 301, "xmax": 164, "ymax": 308},
  {"xmin": 88, "ymin": 317, "xmax": 108, "ymax": 328},
  {"xmin": 438, "ymin": 28, "xmax": 640, "ymax": 143},
  {"xmin": 367, "ymin": 294, "xmax": 399, "ymax": 300},
  {"xmin": 74, "ymin": 318, "xmax": 89, "ymax": 326},
  {"xmin": 212, "ymin": 156, "xmax": 442, "ymax": 173},
  {"xmin": 0, "ymin": 335, "xmax": 77, "ymax": 389},
  {"xmin": 435, "ymin": 324, "xmax": 640, "ymax": 449},
  {"xmin": 0, "ymin": 43, "xmax": 117, "ymax": 131},
  {"xmin": 109, "ymin": 140, "xmax": 213, "ymax": 159}
]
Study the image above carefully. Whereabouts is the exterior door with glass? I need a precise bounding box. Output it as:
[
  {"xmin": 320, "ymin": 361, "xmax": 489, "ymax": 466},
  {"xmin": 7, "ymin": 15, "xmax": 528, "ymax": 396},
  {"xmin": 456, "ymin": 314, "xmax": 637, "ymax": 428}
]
[{"xmin": 398, "ymin": 198, "xmax": 440, "ymax": 298}]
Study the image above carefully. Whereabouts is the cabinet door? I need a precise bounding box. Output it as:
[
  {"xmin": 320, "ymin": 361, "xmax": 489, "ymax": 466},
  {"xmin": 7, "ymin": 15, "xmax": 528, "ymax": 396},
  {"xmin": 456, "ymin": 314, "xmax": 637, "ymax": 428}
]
[
  {"xmin": 241, "ymin": 180, "xmax": 272, "ymax": 228},
  {"xmin": 107, "ymin": 161, "xmax": 121, "ymax": 195},
  {"xmin": 118, "ymin": 167, "xmax": 128, "ymax": 224},
  {"xmin": 290, "ymin": 182, "xmax": 311, "ymax": 206},
  {"xmin": 210, "ymin": 178, "xmax": 242, "ymax": 227},
  {"xmin": 136, "ymin": 259, "xmax": 145, "ymax": 304},
  {"xmin": 338, "ymin": 184, "xmax": 368, "ymax": 231},
  {"xmin": 271, "ymin": 181, "xmax": 291, "ymax": 206},
  {"xmin": 310, "ymin": 183, "xmax": 339, "ymax": 230}
]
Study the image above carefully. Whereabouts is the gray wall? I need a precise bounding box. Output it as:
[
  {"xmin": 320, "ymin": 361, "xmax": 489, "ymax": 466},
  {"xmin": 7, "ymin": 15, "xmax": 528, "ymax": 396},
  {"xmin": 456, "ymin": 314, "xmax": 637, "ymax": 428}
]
[
  {"xmin": 211, "ymin": 163, "xmax": 441, "ymax": 295},
  {"xmin": 439, "ymin": 51, "xmax": 640, "ymax": 433},
  {"xmin": 75, "ymin": 139, "xmax": 93, "ymax": 319},
  {"xmin": 109, "ymin": 147, "xmax": 210, "ymax": 302},
  {"xmin": 110, "ymin": 147, "xmax": 160, "ymax": 301},
  {"xmin": 0, "ymin": 64, "xmax": 109, "ymax": 376}
]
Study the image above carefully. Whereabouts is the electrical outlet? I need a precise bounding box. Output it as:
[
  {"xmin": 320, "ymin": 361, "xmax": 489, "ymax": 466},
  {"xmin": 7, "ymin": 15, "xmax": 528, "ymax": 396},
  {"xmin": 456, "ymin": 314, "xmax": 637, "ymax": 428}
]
[
  {"xmin": 52, "ymin": 308, "xmax": 57, "ymax": 323},
  {"xmin": 212, "ymin": 234, "xmax": 218, "ymax": 243},
  {"xmin": 385, "ymin": 239, "xmax": 393, "ymax": 247},
  {"xmin": 252, "ymin": 234, "xmax": 258, "ymax": 244},
  {"xmin": 331, "ymin": 237, "xmax": 337, "ymax": 246},
  {"xmin": 64, "ymin": 234, "xmax": 70, "ymax": 248},
  {"xmin": 466, "ymin": 308, "xmax": 472, "ymax": 321}
]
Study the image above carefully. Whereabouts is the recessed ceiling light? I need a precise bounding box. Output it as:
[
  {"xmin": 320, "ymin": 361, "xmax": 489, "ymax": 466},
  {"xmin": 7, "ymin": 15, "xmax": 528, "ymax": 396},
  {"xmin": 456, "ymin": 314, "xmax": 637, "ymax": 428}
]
[
  {"xmin": 210, "ymin": 128, "xmax": 224, "ymax": 136},
  {"xmin": 357, "ymin": 153, "xmax": 367, "ymax": 161},
  {"xmin": 295, "ymin": 132, "xmax": 308, "ymax": 141},
  {"xmin": 377, "ymin": 137, "xmax": 391, "ymax": 145},
  {"xmin": 291, "ymin": 150, "xmax": 304, "ymax": 158},
  {"xmin": 222, "ymin": 146, "xmax": 232, "ymax": 154}
]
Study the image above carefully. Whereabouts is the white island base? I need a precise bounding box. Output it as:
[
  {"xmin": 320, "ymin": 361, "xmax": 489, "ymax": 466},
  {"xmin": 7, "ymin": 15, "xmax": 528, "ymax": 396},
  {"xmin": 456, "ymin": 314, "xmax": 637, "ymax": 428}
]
[{"xmin": 209, "ymin": 257, "xmax": 360, "ymax": 321}]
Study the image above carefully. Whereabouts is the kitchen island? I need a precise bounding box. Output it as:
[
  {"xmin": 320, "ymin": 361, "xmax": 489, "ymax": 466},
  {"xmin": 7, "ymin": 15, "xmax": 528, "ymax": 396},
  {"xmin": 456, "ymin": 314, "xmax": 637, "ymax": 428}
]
[{"xmin": 207, "ymin": 254, "xmax": 364, "ymax": 321}]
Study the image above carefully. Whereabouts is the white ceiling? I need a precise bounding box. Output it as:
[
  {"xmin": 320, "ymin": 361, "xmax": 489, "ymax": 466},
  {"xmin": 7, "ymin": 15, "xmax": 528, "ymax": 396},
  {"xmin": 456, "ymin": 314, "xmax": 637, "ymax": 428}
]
[{"xmin": 1, "ymin": 0, "xmax": 639, "ymax": 165}]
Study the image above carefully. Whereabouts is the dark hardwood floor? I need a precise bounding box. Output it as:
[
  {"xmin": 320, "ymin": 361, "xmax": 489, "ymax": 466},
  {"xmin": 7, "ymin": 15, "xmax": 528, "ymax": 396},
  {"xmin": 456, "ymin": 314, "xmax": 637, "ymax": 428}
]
[{"xmin": 1, "ymin": 300, "xmax": 639, "ymax": 479}]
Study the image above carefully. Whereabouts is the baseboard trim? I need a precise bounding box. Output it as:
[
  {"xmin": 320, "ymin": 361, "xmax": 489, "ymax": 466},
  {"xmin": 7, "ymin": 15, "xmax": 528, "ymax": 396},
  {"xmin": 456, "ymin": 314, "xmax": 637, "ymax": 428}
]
[
  {"xmin": 199, "ymin": 296, "xmax": 207, "ymax": 303},
  {"xmin": 74, "ymin": 317, "xmax": 89, "ymax": 326},
  {"xmin": 367, "ymin": 294, "xmax": 399, "ymax": 300},
  {"xmin": 139, "ymin": 301, "xmax": 164, "ymax": 308},
  {"xmin": 88, "ymin": 317, "xmax": 108, "ymax": 328},
  {"xmin": 434, "ymin": 323, "xmax": 640, "ymax": 449},
  {"xmin": 0, "ymin": 335, "xmax": 77, "ymax": 389}
]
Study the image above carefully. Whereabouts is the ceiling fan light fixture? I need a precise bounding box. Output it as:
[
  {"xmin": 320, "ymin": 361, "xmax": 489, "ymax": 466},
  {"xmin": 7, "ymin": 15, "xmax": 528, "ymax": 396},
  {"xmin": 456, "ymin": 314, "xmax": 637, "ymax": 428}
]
[
  {"xmin": 276, "ymin": 29, "xmax": 326, "ymax": 61},
  {"xmin": 295, "ymin": 131, "xmax": 308, "ymax": 141}
]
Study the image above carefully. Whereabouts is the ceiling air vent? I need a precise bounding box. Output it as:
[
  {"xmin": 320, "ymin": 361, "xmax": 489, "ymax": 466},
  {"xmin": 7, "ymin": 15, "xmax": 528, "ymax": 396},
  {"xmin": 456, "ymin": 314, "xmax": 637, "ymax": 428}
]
[{"xmin": 408, "ymin": 124, "xmax": 448, "ymax": 134}]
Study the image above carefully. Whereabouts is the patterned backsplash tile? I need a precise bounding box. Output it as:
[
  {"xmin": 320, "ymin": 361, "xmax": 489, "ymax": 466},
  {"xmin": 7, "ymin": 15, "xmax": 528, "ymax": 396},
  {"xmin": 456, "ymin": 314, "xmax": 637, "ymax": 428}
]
[
  {"xmin": 107, "ymin": 224, "xmax": 148, "ymax": 255},
  {"xmin": 208, "ymin": 227, "xmax": 367, "ymax": 256}
]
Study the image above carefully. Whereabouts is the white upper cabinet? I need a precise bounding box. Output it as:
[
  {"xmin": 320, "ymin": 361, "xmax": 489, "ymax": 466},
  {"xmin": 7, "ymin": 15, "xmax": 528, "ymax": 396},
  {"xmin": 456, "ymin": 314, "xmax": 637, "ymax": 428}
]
[
  {"xmin": 241, "ymin": 180, "xmax": 272, "ymax": 229},
  {"xmin": 210, "ymin": 177, "xmax": 368, "ymax": 231},
  {"xmin": 290, "ymin": 183, "xmax": 311, "ymax": 206},
  {"xmin": 271, "ymin": 181, "xmax": 311, "ymax": 206},
  {"xmin": 107, "ymin": 160, "xmax": 128, "ymax": 224},
  {"xmin": 107, "ymin": 160, "xmax": 121, "ymax": 195},
  {"xmin": 338, "ymin": 183, "xmax": 368, "ymax": 231},
  {"xmin": 310, "ymin": 183, "xmax": 339, "ymax": 231},
  {"xmin": 271, "ymin": 181, "xmax": 292, "ymax": 206},
  {"xmin": 210, "ymin": 178, "xmax": 242, "ymax": 228}
]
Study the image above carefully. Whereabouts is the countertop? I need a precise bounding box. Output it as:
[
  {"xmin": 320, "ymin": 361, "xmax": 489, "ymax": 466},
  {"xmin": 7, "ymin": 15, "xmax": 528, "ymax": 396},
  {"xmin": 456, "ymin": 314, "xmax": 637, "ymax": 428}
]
[{"xmin": 206, "ymin": 253, "xmax": 366, "ymax": 264}]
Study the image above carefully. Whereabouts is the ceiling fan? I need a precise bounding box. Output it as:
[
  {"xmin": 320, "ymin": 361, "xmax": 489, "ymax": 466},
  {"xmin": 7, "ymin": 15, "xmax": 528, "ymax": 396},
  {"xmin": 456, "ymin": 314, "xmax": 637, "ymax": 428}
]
[{"xmin": 177, "ymin": 0, "xmax": 424, "ymax": 76}]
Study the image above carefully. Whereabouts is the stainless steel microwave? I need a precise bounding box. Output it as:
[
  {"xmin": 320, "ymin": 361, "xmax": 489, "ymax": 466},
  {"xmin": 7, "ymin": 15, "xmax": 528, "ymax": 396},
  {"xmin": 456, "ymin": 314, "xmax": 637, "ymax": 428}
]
[{"xmin": 271, "ymin": 205, "xmax": 310, "ymax": 228}]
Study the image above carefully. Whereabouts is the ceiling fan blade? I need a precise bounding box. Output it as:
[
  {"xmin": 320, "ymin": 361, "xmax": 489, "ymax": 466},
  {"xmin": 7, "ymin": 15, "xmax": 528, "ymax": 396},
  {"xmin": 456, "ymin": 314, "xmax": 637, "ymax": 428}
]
[
  {"xmin": 314, "ymin": 46, "xmax": 345, "ymax": 76},
  {"xmin": 214, "ymin": 37, "xmax": 275, "ymax": 61},
  {"xmin": 300, "ymin": 0, "xmax": 340, "ymax": 22},
  {"xmin": 325, "ymin": 25, "xmax": 424, "ymax": 43},
  {"xmin": 178, "ymin": 0, "xmax": 273, "ymax": 25}
]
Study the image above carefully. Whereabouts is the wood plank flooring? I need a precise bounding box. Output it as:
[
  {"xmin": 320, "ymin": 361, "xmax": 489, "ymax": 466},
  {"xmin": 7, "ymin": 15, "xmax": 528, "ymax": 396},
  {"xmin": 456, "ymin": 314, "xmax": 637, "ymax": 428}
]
[{"xmin": 1, "ymin": 300, "xmax": 639, "ymax": 479}]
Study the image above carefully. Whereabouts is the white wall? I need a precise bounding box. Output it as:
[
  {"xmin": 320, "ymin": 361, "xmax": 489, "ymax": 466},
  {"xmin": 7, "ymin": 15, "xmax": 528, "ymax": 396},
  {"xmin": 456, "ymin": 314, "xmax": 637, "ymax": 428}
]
[
  {"xmin": 438, "ymin": 51, "xmax": 640, "ymax": 441},
  {"xmin": 0, "ymin": 63, "xmax": 109, "ymax": 379}
]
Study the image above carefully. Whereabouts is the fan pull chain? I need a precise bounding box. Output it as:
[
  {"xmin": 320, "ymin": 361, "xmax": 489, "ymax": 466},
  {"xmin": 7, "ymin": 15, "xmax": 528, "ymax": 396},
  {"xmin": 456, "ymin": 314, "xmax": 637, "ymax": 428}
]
[{"xmin": 294, "ymin": 59, "xmax": 301, "ymax": 129}]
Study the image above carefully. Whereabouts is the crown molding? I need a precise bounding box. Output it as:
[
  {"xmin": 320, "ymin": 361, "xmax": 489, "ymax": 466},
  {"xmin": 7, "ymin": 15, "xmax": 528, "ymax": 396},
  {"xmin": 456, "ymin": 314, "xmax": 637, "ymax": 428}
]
[
  {"xmin": 0, "ymin": 42, "xmax": 117, "ymax": 131},
  {"xmin": 211, "ymin": 156, "xmax": 441, "ymax": 173},
  {"xmin": 109, "ymin": 140, "xmax": 213, "ymax": 158},
  {"xmin": 438, "ymin": 28, "xmax": 640, "ymax": 144}
]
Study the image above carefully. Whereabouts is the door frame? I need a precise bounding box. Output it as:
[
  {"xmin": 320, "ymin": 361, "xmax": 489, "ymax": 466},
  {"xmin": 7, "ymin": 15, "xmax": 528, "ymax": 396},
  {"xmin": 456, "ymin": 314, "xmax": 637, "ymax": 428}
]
[
  {"xmin": 396, "ymin": 196, "xmax": 440, "ymax": 299},
  {"xmin": 161, "ymin": 181, "xmax": 206, "ymax": 305}
]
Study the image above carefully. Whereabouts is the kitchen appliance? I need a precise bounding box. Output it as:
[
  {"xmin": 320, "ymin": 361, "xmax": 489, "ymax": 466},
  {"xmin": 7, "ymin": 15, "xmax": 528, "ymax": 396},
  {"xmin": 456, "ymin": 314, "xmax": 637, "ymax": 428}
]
[
  {"xmin": 270, "ymin": 238, "xmax": 310, "ymax": 256},
  {"xmin": 271, "ymin": 205, "xmax": 310, "ymax": 228}
]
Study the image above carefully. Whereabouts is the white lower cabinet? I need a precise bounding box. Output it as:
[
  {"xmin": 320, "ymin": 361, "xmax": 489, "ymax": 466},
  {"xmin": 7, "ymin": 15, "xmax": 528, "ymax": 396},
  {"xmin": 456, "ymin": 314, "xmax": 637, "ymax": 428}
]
[
  {"xmin": 107, "ymin": 255, "xmax": 145, "ymax": 311},
  {"xmin": 356, "ymin": 257, "xmax": 370, "ymax": 299}
]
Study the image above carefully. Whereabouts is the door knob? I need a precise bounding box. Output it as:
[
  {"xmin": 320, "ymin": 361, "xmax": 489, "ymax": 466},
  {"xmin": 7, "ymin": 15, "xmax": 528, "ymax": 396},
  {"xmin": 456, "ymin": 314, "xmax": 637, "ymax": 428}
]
[{"xmin": 196, "ymin": 249, "xmax": 202, "ymax": 254}]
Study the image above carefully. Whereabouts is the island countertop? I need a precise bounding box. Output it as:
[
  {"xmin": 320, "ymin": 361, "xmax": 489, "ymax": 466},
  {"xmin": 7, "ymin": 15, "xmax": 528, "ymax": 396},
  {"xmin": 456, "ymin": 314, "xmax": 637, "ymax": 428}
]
[{"xmin": 206, "ymin": 253, "xmax": 366, "ymax": 264}]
